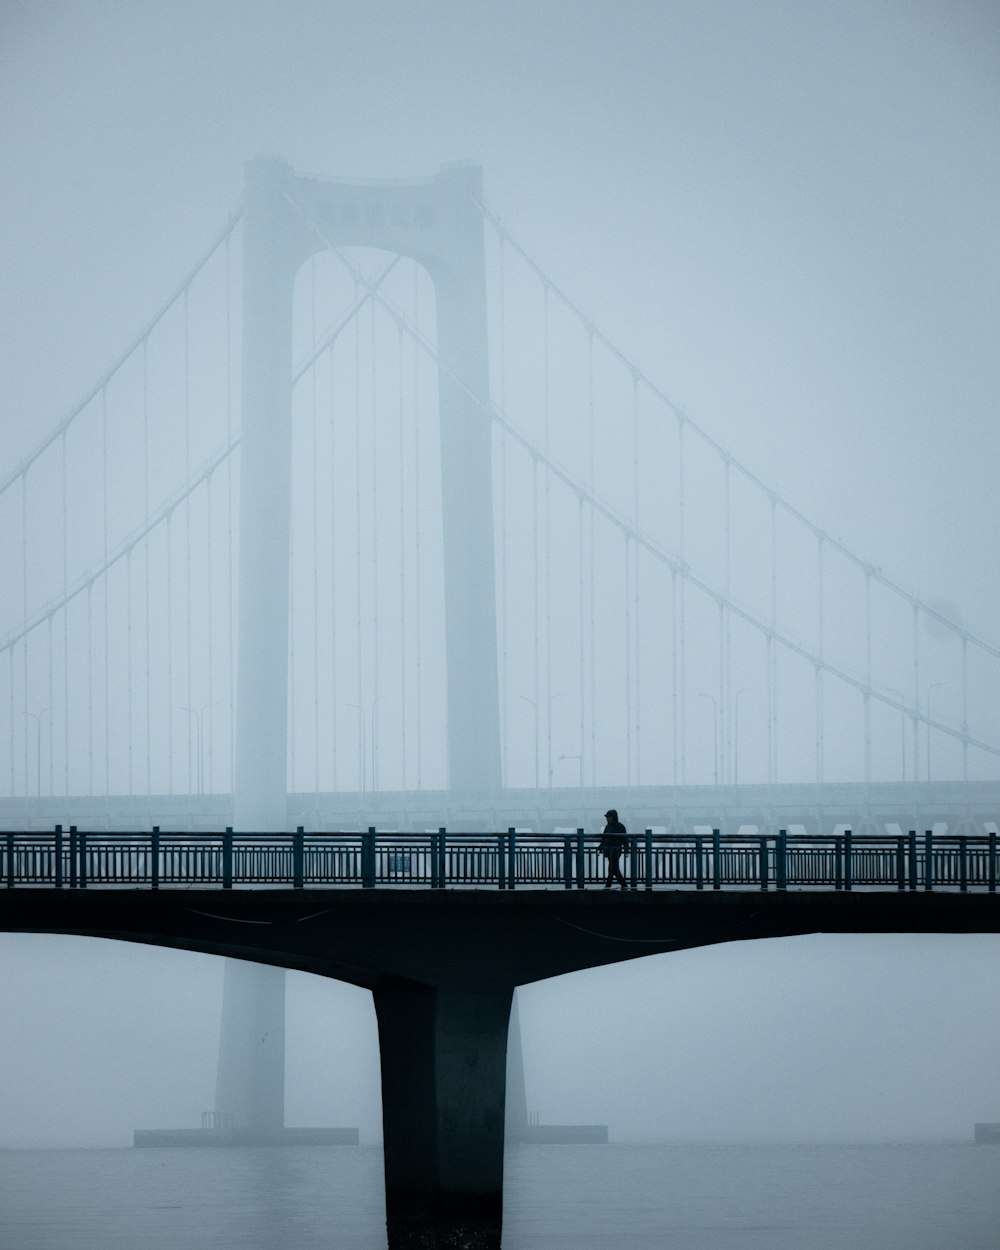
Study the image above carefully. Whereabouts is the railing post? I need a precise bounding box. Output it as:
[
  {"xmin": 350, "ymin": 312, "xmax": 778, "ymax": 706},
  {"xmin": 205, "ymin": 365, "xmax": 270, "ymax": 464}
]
[
  {"xmin": 644, "ymin": 828, "xmax": 653, "ymax": 891},
  {"xmin": 69, "ymin": 826, "xmax": 78, "ymax": 889},
  {"xmin": 629, "ymin": 835, "xmax": 639, "ymax": 890},
  {"xmin": 712, "ymin": 829, "xmax": 721, "ymax": 890},
  {"xmin": 834, "ymin": 835, "xmax": 843, "ymax": 890},
  {"xmin": 77, "ymin": 829, "xmax": 87, "ymax": 889},
  {"xmin": 437, "ymin": 827, "xmax": 447, "ymax": 889},
  {"xmin": 908, "ymin": 830, "xmax": 918, "ymax": 891},
  {"xmin": 843, "ymin": 829, "xmax": 852, "ymax": 891},
  {"xmin": 223, "ymin": 827, "xmax": 233, "ymax": 889},
  {"xmin": 989, "ymin": 831, "xmax": 997, "ymax": 894},
  {"xmin": 776, "ymin": 829, "xmax": 787, "ymax": 891},
  {"xmin": 5, "ymin": 832, "xmax": 13, "ymax": 889},
  {"xmin": 506, "ymin": 828, "xmax": 516, "ymax": 890},
  {"xmin": 54, "ymin": 824, "xmax": 63, "ymax": 889},
  {"xmin": 151, "ymin": 826, "xmax": 160, "ymax": 890},
  {"xmin": 758, "ymin": 835, "xmax": 768, "ymax": 891},
  {"xmin": 695, "ymin": 836, "xmax": 704, "ymax": 890},
  {"xmin": 562, "ymin": 836, "xmax": 572, "ymax": 889},
  {"xmin": 575, "ymin": 828, "xmax": 585, "ymax": 889},
  {"xmin": 924, "ymin": 830, "xmax": 933, "ymax": 892},
  {"xmin": 959, "ymin": 836, "xmax": 968, "ymax": 893},
  {"xmin": 498, "ymin": 833, "xmax": 507, "ymax": 890},
  {"xmin": 293, "ymin": 826, "xmax": 305, "ymax": 889},
  {"xmin": 363, "ymin": 827, "xmax": 376, "ymax": 889},
  {"xmin": 895, "ymin": 835, "xmax": 905, "ymax": 891}
]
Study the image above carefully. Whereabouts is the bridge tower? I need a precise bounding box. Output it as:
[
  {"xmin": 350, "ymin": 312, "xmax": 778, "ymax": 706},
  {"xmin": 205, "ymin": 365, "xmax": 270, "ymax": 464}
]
[
  {"xmin": 234, "ymin": 155, "xmax": 501, "ymax": 830},
  {"xmin": 222, "ymin": 157, "xmax": 502, "ymax": 1135}
]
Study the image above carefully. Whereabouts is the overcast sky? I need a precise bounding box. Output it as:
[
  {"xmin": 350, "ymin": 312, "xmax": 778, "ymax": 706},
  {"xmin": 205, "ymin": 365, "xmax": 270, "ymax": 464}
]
[{"xmin": 1, "ymin": 0, "xmax": 999, "ymax": 1148}]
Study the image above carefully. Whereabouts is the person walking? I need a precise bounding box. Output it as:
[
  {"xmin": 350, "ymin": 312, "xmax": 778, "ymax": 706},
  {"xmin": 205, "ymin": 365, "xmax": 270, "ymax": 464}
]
[{"xmin": 599, "ymin": 809, "xmax": 629, "ymax": 889}]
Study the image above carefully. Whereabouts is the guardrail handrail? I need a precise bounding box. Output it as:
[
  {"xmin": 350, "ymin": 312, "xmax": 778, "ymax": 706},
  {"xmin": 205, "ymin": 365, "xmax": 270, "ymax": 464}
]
[{"xmin": 1, "ymin": 828, "xmax": 998, "ymax": 895}]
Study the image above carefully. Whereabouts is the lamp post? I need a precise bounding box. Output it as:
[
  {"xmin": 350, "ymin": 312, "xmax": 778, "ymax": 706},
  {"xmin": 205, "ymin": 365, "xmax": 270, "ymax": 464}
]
[
  {"xmin": 559, "ymin": 753, "xmax": 584, "ymax": 790},
  {"xmin": 734, "ymin": 688, "xmax": 752, "ymax": 786},
  {"xmin": 698, "ymin": 692, "xmax": 719, "ymax": 787}
]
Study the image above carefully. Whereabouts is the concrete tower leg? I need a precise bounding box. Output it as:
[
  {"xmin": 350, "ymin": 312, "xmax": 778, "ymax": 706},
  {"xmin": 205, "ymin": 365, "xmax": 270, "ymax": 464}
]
[
  {"xmin": 432, "ymin": 164, "xmax": 502, "ymax": 796},
  {"xmin": 234, "ymin": 156, "xmax": 299, "ymax": 834},
  {"xmin": 374, "ymin": 980, "xmax": 513, "ymax": 1249},
  {"xmin": 214, "ymin": 959, "xmax": 286, "ymax": 1133}
]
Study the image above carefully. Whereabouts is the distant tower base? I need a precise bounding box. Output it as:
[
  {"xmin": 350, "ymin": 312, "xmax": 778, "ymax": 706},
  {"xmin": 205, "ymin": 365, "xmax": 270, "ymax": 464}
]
[
  {"xmin": 134, "ymin": 957, "xmax": 358, "ymax": 1148},
  {"xmin": 504, "ymin": 990, "xmax": 608, "ymax": 1146}
]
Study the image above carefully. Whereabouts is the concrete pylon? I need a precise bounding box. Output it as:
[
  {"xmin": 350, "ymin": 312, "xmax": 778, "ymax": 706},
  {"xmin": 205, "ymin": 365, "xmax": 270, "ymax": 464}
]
[
  {"xmin": 214, "ymin": 958, "xmax": 285, "ymax": 1133},
  {"xmin": 226, "ymin": 157, "xmax": 503, "ymax": 1147}
]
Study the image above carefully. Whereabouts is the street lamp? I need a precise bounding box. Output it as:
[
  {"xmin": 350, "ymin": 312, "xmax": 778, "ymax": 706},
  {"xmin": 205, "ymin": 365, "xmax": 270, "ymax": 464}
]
[
  {"xmin": 698, "ymin": 692, "xmax": 719, "ymax": 787},
  {"xmin": 734, "ymin": 688, "xmax": 752, "ymax": 786},
  {"xmin": 559, "ymin": 754, "xmax": 584, "ymax": 790}
]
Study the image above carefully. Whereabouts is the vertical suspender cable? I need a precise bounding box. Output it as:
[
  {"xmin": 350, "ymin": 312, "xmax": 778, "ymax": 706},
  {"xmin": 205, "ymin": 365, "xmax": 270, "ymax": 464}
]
[
  {"xmin": 671, "ymin": 569, "xmax": 678, "ymax": 786},
  {"xmin": 413, "ymin": 270, "xmax": 423, "ymax": 789},
  {"xmin": 46, "ymin": 615, "xmax": 53, "ymax": 795},
  {"xmin": 143, "ymin": 337, "xmax": 151, "ymax": 794},
  {"xmin": 498, "ymin": 234, "xmax": 508, "ymax": 788},
  {"xmin": 543, "ymin": 285, "xmax": 552, "ymax": 790},
  {"xmin": 678, "ymin": 416, "xmax": 686, "ymax": 785},
  {"xmin": 624, "ymin": 532, "xmax": 632, "ymax": 786},
  {"xmin": 328, "ymin": 338, "xmax": 338, "ymax": 793},
  {"xmin": 289, "ymin": 486, "xmax": 296, "ymax": 794},
  {"xmin": 102, "ymin": 387, "xmax": 110, "ymax": 799},
  {"xmin": 355, "ymin": 280, "xmax": 364, "ymax": 792},
  {"xmin": 22, "ymin": 472, "xmax": 28, "ymax": 793},
  {"xmin": 225, "ymin": 232, "xmax": 235, "ymax": 794},
  {"xmin": 126, "ymin": 551, "xmax": 133, "ymax": 794},
  {"xmin": 370, "ymin": 298, "xmax": 380, "ymax": 792},
  {"xmin": 767, "ymin": 494, "xmax": 777, "ymax": 786},
  {"xmin": 912, "ymin": 604, "xmax": 921, "ymax": 782},
  {"xmin": 8, "ymin": 649, "xmax": 14, "ymax": 797},
  {"xmin": 864, "ymin": 570, "xmax": 872, "ymax": 784},
  {"xmin": 206, "ymin": 473, "xmax": 214, "ymax": 794},
  {"xmin": 632, "ymin": 373, "xmax": 641, "ymax": 785},
  {"xmin": 722, "ymin": 458, "xmax": 731, "ymax": 786},
  {"xmin": 961, "ymin": 634, "xmax": 969, "ymax": 782},
  {"xmin": 166, "ymin": 513, "xmax": 173, "ymax": 794},
  {"xmin": 587, "ymin": 329, "xmax": 597, "ymax": 787},
  {"xmin": 816, "ymin": 534, "xmax": 825, "ymax": 784},
  {"xmin": 183, "ymin": 290, "xmax": 193, "ymax": 798},
  {"xmin": 531, "ymin": 456, "xmax": 540, "ymax": 789},
  {"xmin": 398, "ymin": 323, "xmax": 407, "ymax": 790},
  {"xmin": 87, "ymin": 581, "xmax": 94, "ymax": 796},
  {"xmin": 62, "ymin": 431, "xmax": 69, "ymax": 795},
  {"xmin": 577, "ymin": 492, "xmax": 585, "ymax": 792},
  {"xmin": 311, "ymin": 259, "xmax": 320, "ymax": 795}
]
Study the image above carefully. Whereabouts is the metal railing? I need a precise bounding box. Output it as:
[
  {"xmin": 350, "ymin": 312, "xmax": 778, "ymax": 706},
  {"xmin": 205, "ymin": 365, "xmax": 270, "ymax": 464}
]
[{"xmin": 1, "ymin": 826, "xmax": 998, "ymax": 893}]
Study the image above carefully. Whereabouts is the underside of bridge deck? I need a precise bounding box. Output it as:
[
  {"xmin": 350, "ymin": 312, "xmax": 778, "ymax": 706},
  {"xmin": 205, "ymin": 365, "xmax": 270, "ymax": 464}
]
[{"xmin": 3, "ymin": 887, "xmax": 997, "ymax": 1248}]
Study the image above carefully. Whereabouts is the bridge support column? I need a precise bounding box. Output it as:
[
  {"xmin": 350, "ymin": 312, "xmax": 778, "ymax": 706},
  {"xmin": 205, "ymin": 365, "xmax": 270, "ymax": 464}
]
[{"xmin": 373, "ymin": 980, "xmax": 512, "ymax": 1249}]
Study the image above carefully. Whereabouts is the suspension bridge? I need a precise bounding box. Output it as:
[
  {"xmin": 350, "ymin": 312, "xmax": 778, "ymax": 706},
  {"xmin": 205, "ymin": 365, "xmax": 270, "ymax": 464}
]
[
  {"xmin": 1, "ymin": 156, "xmax": 998, "ymax": 836},
  {"xmin": 4, "ymin": 158, "xmax": 999, "ymax": 1250}
]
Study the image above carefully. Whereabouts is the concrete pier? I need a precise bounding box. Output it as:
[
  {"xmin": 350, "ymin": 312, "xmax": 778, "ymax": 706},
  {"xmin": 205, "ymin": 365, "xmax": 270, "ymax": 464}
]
[{"xmin": 5, "ymin": 886, "xmax": 999, "ymax": 1247}]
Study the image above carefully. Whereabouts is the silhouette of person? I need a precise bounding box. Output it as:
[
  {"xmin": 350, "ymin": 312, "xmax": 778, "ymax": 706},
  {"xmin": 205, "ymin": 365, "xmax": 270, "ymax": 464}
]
[{"xmin": 599, "ymin": 809, "xmax": 628, "ymax": 889}]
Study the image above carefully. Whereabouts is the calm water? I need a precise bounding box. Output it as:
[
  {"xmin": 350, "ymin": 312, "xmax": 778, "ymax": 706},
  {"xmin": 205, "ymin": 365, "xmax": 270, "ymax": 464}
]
[{"xmin": 1, "ymin": 1142, "xmax": 999, "ymax": 1250}]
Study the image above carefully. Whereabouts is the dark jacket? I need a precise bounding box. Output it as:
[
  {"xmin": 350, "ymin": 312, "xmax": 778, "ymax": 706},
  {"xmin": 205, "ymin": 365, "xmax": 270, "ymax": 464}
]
[{"xmin": 599, "ymin": 818, "xmax": 628, "ymax": 855}]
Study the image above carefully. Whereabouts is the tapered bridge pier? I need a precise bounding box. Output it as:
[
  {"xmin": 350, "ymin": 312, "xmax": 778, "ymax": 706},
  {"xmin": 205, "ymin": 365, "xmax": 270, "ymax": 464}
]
[{"xmin": 3, "ymin": 874, "xmax": 998, "ymax": 1248}]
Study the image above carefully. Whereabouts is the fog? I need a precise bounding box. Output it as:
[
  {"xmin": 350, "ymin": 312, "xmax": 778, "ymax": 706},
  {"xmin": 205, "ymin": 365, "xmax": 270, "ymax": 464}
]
[{"xmin": 2, "ymin": 0, "xmax": 1000, "ymax": 1152}]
